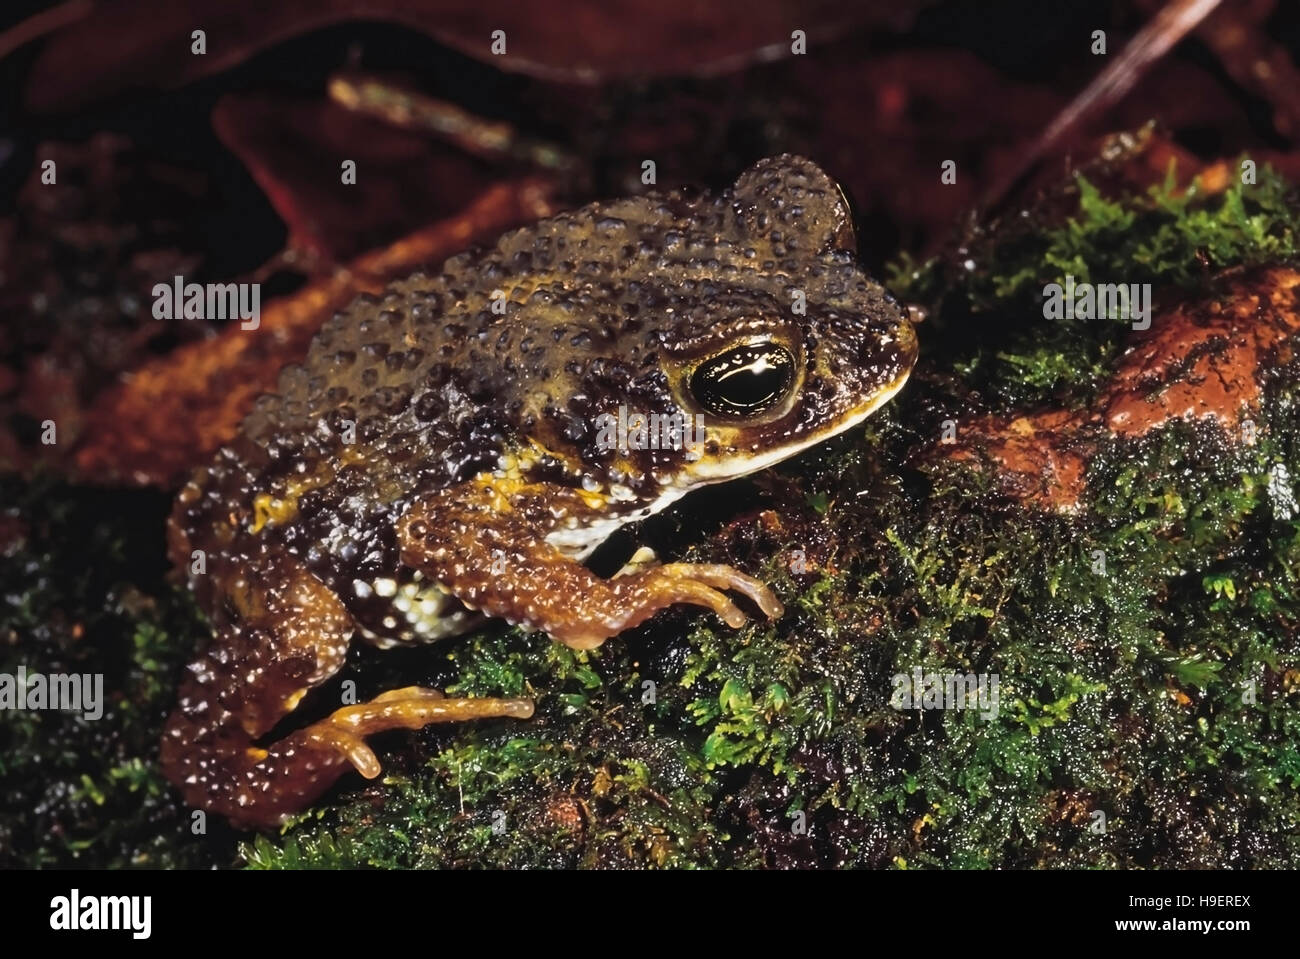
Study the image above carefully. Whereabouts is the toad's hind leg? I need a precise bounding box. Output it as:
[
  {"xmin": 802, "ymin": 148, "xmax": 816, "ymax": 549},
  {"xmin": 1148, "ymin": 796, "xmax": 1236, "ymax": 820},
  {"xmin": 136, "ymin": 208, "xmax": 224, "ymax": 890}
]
[{"xmin": 160, "ymin": 553, "xmax": 531, "ymax": 829}]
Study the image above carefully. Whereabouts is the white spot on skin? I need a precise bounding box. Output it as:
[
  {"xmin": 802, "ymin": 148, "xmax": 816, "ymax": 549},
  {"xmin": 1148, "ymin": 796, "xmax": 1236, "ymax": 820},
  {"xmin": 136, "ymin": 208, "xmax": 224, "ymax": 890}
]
[
  {"xmin": 352, "ymin": 582, "xmax": 467, "ymax": 648},
  {"xmin": 544, "ymin": 484, "xmax": 692, "ymax": 560}
]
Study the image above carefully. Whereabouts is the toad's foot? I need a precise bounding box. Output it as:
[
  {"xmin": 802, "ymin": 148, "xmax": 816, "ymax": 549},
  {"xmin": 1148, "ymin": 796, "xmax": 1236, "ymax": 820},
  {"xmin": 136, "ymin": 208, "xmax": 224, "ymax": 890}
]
[
  {"xmin": 303, "ymin": 686, "xmax": 534, "ymax": 779},
  {"xmin": 398, "ymin": 481, "xmax": 784, "ymax": 651},
  {"xmin": 160, "ymin": 552, "xmax": 534, "ymax": 829},
  {"xmin": 653, "ymin": 563, "xmax": 784, "ymax": 620}
]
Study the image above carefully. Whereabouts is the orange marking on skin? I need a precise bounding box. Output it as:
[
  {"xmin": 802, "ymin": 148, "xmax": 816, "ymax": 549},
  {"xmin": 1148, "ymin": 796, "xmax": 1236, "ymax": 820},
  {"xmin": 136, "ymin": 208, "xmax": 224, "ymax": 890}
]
[{"xmin": 249, "ymin": 463, "xmax": 339, "ymax": 532}]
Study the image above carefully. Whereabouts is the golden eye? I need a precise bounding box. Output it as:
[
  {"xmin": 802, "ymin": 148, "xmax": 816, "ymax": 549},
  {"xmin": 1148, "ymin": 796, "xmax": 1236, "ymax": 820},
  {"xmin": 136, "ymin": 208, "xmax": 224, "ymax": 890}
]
[{"xmin": 689, "ymin": 343, "xmax": 795, "ymax": 418}]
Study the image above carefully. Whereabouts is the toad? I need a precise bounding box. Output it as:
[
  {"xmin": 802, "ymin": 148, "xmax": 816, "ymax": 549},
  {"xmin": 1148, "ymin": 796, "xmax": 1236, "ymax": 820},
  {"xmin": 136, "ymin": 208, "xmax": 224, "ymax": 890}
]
[{"xmin": 161, "ymin": 155, "xmax": 917, "ymax": 826}]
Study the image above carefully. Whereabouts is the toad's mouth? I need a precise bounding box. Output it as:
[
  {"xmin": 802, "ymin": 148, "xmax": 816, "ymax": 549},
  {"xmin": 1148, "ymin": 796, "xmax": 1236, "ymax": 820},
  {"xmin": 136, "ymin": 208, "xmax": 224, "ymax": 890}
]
[
  {"xmin": 543, "ymin": 365, "xmax": 915, "ymax": 561},
  {"xmin": 679, "ymin": 365, "xmax": 915, "ymax": 486}
]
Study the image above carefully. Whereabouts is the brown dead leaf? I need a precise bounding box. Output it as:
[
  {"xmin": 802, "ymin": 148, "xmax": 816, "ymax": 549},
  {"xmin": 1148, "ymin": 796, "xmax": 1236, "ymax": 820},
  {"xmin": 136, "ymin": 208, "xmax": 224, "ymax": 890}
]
[{"xmin": 13, "ymin": 0, "xmax": 934, "ymax": 112}]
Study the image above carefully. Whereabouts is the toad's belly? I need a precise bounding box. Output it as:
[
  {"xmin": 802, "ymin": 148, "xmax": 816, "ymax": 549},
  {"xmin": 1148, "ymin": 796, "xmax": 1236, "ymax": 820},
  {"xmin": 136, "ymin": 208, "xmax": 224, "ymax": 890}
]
[{"xmin": 346, "ymin": 570, "xmax": 483, "ymax": 648}]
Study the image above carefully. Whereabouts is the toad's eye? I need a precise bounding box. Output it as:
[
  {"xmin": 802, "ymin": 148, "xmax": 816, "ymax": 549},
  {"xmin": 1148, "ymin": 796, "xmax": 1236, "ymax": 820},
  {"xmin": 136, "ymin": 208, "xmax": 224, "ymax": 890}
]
[{"xmin": 689, "ymin": 343, "xmax": 795, "ymax": 418}]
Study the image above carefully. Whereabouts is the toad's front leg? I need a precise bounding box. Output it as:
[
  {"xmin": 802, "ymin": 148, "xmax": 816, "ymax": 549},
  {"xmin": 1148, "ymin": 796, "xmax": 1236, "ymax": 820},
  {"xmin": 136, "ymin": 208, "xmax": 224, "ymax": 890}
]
[{"xmin": 396, "ymin": 481, "xmax": 784, "ymax": 650}]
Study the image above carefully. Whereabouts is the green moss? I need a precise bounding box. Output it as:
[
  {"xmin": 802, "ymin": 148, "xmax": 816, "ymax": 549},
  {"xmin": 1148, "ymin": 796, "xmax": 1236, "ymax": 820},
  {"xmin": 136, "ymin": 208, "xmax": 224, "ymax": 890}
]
[
  {"xmin": 890, "ymin": 157, "xmax": 1300, "ymax": 410},
  {"xmin": 5, "ymin": 155, "xmax": 1299, "ymax": 869},
  {"xmin": 0, "ymin": 477, "xmax": 234, "ymax": 867}
]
